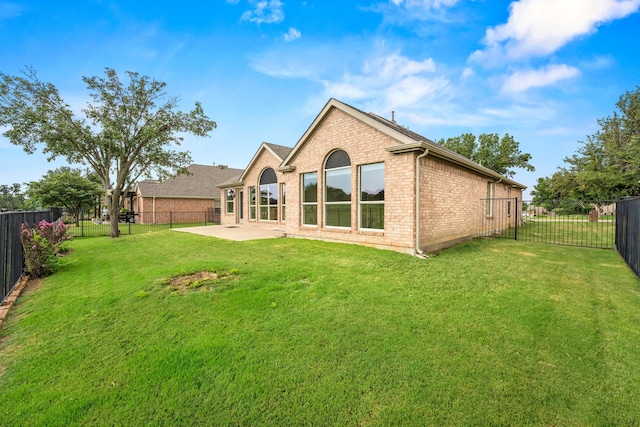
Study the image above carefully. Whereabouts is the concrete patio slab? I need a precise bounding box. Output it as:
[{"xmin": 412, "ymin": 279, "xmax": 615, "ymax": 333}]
[{"xmin": 172, "ymin": 225, "xmax": 285, "ymax": 241}]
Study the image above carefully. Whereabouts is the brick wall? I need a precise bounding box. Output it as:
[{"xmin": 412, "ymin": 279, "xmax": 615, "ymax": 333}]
[
  {"xmin": 137, "ymin": 196, "xmax": 218, "ymax": 224},
  {"xmin": 221, "ymin": 105, "xmax": 523, "ymax": 255},
  {"xmin": 418, "ymin": 156, "xmax": 522, "ymax": 252},
  {"xmin": 281, "ymin": 108, "xmax": 417, "ymax": 253}
]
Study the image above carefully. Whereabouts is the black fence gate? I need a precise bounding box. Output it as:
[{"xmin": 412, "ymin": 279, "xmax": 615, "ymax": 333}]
[
  {"xmin": 481, "ymin": 198, "xmax": 616, "ymax": 249},
  {"xmin": 1, "ymin": 209, "xmax": 62, "ymax": 304},
  {"xmin": 615, "ymin": 197, "xmax": 640, "ymax": 279}
]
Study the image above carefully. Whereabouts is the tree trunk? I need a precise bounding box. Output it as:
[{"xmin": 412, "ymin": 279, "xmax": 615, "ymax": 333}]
[{"xmin": 108, "ymin": 194, "xmax": 120, "ymax": 238}]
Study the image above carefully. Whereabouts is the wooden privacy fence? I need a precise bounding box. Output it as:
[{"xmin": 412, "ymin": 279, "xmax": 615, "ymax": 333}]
[
  {"xmin": 615, "ymin": 197, "xmax": 640, "ymax": 280},
  {"xmin": 1, "ymin": 209, "xmax": 62, "ymax": 304}
]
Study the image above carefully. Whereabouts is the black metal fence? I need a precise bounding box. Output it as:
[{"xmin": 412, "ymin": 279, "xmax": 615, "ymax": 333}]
[
  {"xmin": 69, "ymin": 210, "xmax": 220, "ymax": 238},
  {"xmin": 1, "ymin": 209, "xmax": 62, "ymax": 304},
  {"xmin": 481, "ymin": 199, "xmax": 616, "ymax": 249},
  {"xmin": 615, "ymin": 197, "xmax": 640, "ymax": 279}
]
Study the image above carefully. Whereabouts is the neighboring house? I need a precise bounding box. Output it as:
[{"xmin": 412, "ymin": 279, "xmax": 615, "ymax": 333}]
[
  {"xmin": 525, "ymin": 205, "xmax": 548, "ymax": 216},
  {"xmin": 135, "ymin": 164, "xmax": 243, "ymax": 224},
  {"xmin": 219, "ymin": 98, "xmax": 526, "ymax": 255}
]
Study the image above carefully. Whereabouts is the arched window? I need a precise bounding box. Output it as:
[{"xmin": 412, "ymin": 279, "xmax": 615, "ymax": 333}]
[
  {"xmin": 259, "ymin": 168, "xmax": 278, "ymax": 221},
  {"xmin": 324, "ymin": 150, "xmax": 351, "ymax": 227}
]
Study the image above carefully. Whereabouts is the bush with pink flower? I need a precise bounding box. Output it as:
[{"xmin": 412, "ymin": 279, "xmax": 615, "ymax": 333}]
[{"xmin": 20, "ymin": 220, "xmax": 72, "ymax": 278}]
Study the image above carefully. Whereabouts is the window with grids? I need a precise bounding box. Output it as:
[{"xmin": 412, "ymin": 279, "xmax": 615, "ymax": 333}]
[
  {"xmin": 259, "ymin": 168, "xmax": 278, "ymax": 221},
  {"xmin": 324, "ymin": 150, "xmax": 351, "ymax": 228}
]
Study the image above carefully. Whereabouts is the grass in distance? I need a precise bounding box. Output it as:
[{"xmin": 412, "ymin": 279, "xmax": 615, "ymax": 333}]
[{"xmin": 1, "ymin": 232, "xmax": 639, "ymax": 425}]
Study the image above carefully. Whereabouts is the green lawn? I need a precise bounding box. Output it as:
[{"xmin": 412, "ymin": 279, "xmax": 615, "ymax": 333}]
[
  {"xmin": 1, "ymin": 232, "xmax": 639, "ymax": 426},
  {"xmin": 497, "ymin": 218, "xmax": 617, "ymax": 248}
]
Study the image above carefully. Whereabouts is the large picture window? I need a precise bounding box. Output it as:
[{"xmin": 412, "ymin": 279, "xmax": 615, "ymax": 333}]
[
  {"xmin": 249, "ymin": 186, "xmax": 256, "ymax": 220},
  {"xmin": 259, "ymin": 168, "xmax": 278, "ymax": 221},
  {"xmin": 302, "ymin": 172, "xmax": 317, "ymax": 225},
  {"xmin": 324, "ymin": 150, "xmax": 351, "ymax": 228},
  {"xmin": 359, "ymin": 163, "xmax": 384, "ymax": 230}
]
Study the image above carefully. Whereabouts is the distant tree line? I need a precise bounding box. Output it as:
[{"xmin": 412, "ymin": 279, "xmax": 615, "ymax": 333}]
[{"xmin": 532, "ymin": 86, "xmax": 640, "ymax": 207}]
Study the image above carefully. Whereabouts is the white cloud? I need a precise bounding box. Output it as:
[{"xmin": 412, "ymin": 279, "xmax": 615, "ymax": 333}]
[
  {"xmin": 283, "ymin": 27, "xmax": 301, "ymax": 42},
  {"xmin": 370, "ymin": 53, "xmax": 436, "ymax": 78},
  {"xmin": 501, "ymin": 64, "xmax": 580, "ymax": 94},
  {"xmin": 321, "ymin": 51, "xmax": 446, "ymax": 112},
  {"xmin": 472, "ymin": 0, "xmax": 640, "ymax": 63},
  {"xmin": 461, "ymin": 67, "xmax": 474, "ymax": 79},
  {"xmin": 241, "ymin": 0, "xmax": 284, "ymax": 24}
]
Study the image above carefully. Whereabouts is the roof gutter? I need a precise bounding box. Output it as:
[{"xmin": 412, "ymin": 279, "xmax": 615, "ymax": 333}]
[
  {"xmin": 386, "ymin": 142, "xmax": 526, "ymax": 190},
  {"xmin": 415, "ymin": 147, "xmax": 430, "ymax": 257},
  {"xmin": 218, "ymin": 181, "xmax": 242, "ymax": 189}
]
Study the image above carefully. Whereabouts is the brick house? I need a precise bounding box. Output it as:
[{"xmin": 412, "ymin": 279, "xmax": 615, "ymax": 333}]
[
  {"xmin": 135, "ymin": 164, "xmax": 243, "ymax": 224},
  {"xmin": 219, "ymin": 98, "xmax": 526, "ymax": 255}
]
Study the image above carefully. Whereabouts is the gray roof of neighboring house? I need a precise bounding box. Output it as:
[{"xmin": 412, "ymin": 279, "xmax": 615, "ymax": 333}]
[{"xmin": 136, "ymin": 164, "xmax": 244, "ymax": 198}]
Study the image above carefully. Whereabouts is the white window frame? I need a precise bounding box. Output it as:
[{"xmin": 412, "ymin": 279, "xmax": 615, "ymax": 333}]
[
  {"xmin": 359, "ymin": 162, "xmax": 385, "ymax": 231},
  {"xmin": 301, "ymin": 172, "xmax": 318, "ymax": 226}
]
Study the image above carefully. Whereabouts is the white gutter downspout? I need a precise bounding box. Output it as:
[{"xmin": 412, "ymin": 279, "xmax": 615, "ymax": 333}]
[
  {"xmin": 415, "ymin": 148, "xmax": 430, "ymax": 257},
  {"xmin": 153, "ymin": 197, "xmax": 156, "ymax": 224}
]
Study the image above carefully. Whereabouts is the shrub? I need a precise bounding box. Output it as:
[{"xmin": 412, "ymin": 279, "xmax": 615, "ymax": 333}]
[{"xmin": 20, "ymin": 220, "xmax": 72, "ymax": 278}]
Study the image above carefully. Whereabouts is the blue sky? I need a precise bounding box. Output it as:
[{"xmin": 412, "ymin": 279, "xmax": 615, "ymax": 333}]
[{"xmin": 1, "ymin": 0, "xmax": 639, "ymax": 198}]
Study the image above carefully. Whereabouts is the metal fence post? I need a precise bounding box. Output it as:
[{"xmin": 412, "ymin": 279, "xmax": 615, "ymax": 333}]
[{"xmin": 514, "ymin": 197, "xmax": 518, "ymax": 241}]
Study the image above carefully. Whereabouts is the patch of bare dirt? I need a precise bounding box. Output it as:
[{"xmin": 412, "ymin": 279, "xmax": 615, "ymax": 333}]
[
  {"xmin": 161, "ymin": 270, "xmax": 238, "ymax": 295},
  {"xmin": 21, "ymin": 277, "xmax": 44, "ymax": 296},
  {"xmin": 170, "ymin": 271, "xmax": 220, "ymax": 288}
]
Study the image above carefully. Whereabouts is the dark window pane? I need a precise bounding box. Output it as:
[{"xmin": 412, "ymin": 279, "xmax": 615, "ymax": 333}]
[
  {"xmin": 360, "ymin": 163, "xmax": 385, "ymax": 201},
  {"xmin": 259, "ymin": 168, "xmax": 277, "ymax": 185},
  {"xmin": 325, "ymin": 150, "xmax": 351, "ymax": 169},
  {"xmin": 326, "ymin": 168, "xmax": 351, "ymax": 202},
  {"xmin": 303, "ymin": 205, "xmax": 317, "ymax": 225},
  {"xmin": 303, "ymin": 173, "xmax": 317, "ymax": 203},
  {"xmin": 361, "ymin": 204, "xmax": 384, "ymax": 229},
  {"xmin": 326, "ymin": 204, "xmax": 351, "ymax": 227}
]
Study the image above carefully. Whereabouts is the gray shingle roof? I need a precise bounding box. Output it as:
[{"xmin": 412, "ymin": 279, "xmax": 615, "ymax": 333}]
[
  {"xmin": 136, "ymin": 164, "xmax": 244, "ymax": 198},
  {"xmin": 264, "ymin": 142, "xmax": 293, "ymax": 160}
]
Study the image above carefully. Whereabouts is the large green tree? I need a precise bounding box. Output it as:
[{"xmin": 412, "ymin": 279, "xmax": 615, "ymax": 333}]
[
  {"xmin": 27, "ymin": 167, "xmax": 103, "ymax": 226},
  {"xmin": 0, "ymin": 183, "xmax": 27, "ymax": 211},
  {"xmin": 534, "ymin": 86, "xmax": 640, "ymax": 201},
  {"xmin": 437, "ymin": 132, "xmax": 534, "ymax": 178},
  {"xmin": 0, "ymin": 67, "xmax": 216, "ymax": 237}
]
